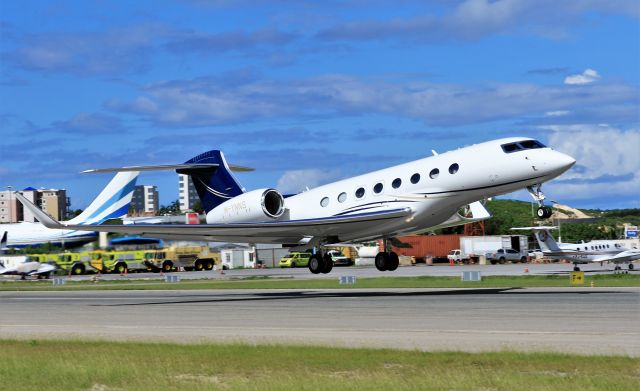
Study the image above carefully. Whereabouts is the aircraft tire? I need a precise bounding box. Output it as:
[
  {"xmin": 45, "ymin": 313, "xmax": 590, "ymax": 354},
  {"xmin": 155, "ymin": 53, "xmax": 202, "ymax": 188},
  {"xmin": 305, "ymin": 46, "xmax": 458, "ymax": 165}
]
[
  {"xmin": 573, "ymin": 266, "xmax": 580, "ymax": 272},
  {"xmin": 375, "ymin": 252, "xmax": 389, "ymax": 271},
  {"xmin": 629, "ymin": 264, "xmax": 634, "ymax": 270},
  {"xmin": 387, "ymin": 252, "xmax": 399, "ymax": 271},
  {"xmin": 321, "ymin": 254, "xmax": 333, "ymax": 274},
  {"xmin": 308, "ymin": 254, "xmax": 324, "ymax": 274}
]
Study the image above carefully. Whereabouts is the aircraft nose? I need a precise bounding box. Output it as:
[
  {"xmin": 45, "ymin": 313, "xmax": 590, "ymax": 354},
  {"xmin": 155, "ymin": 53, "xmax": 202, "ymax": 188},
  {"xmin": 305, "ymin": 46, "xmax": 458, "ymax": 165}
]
[{"xmin": 552, "ymin": 151, "xmax": 576, "ymax": 173}]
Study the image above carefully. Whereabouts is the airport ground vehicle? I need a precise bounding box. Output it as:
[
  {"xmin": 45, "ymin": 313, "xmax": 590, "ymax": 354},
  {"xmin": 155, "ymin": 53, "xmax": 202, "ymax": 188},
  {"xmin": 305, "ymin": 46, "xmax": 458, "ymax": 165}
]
[
  {"xmin": 327, "ymin": 250, "xmax": 353, "ymax": 266},
  {"xmin": 143, "ymin": 246, "xmax": 219, "ymax": 272},
  {"xmin": 90, "ymin": 250, "xmax": 149, "ymax": 274},
  {"xmin": 28, "ymin": 252, "xmax": 98, "ymax": 275},
  {"xmin": 485, "ymin": 248, "xmax": 528, "ymax": 264},
  {"xmin": 448, "ymin": 235, "xmax": 528, "ymax": 263},
  {"xmin": 279, "ymin": 252, "xmax": 312, "ymax": 268}
]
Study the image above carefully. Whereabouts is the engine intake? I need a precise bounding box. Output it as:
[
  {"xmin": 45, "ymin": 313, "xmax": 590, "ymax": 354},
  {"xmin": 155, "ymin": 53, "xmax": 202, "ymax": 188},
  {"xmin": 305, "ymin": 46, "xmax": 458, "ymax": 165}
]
[{"xmin": 206, "ymin": 188, "xmax": 285, "ymax": 223}]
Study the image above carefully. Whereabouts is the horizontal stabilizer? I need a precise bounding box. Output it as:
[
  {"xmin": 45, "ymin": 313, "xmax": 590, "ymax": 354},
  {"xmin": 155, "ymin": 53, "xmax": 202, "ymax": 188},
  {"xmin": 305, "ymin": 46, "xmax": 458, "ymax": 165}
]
[{"xmin": 82, "ymin": 163, "xmax": 254, "ymax": 174}]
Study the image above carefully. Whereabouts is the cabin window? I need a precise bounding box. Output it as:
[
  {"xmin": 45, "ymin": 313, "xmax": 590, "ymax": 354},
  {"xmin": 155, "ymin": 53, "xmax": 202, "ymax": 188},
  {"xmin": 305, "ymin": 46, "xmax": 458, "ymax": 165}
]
[
  {"xmin": 429, "ymin": 168, "xmax": 439, "ymax": 179},
  {"xmin": 338, "ymin": 192, "xmax": 347, "ymax": 203},
  {"xmin": 320, "ymin": 197, "xmax": 329, "ymax": 207},
  {"xmin": 373, "ymin": 183, "xmax": 384, "ymax": 194},
  {"xmin": 410, "ymin": 173, "xmax": 420, "ymax": 184},
  {"xmin": 392, "ymin": 178, "xmax": 402, "ymax": 189},
  {"xmin": 449, "ymin": 163, "xmax": 459, "ymax": 174},
  {"xmin": 355, "ymin": 187, "xmax": 365, "ymax": 198}
]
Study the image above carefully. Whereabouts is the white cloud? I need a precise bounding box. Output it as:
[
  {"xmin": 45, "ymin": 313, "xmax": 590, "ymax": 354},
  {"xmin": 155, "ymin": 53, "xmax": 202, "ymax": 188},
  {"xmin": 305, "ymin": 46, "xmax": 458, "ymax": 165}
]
[
  {"xmin": 545, "ymin": 110, "xmax": 570, "ymax": 117},
  {"xmin": 276, "ymin": 169, "xmax": 340, "ymax": 194},
  {"xmin": 544, "ymin": 124, "xmax": 640, "ymax": 200},
  {"xmin": 564, "ymin": 68, "xmax": 601, "ymax": 85}
]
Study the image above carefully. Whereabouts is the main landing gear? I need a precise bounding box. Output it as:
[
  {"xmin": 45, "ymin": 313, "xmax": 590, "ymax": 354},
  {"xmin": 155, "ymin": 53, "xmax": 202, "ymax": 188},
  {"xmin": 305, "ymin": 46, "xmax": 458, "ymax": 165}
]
[
  {"xmin": 375, "ymin": 252, "xmax": 399, "ymax": 271},
  {"xmin": 308, "ymin": 252, "xmax": 334, "ymax": 274},
  {"xmin": 375, "ymin": 238, "xmax": 399, "ymax": 272},
  {"xmin": 573, "ymin": 264, "xmax": 581, "ymax": 272},
  {"xmin": 527, "ymin": 184, "xmax": 553, "ymax": 219}
]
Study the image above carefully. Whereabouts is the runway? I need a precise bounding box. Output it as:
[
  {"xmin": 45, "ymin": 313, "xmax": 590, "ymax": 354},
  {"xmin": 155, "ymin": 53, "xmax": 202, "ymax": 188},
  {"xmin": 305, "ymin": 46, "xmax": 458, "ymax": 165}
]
[
  {"xmin": 1, "ymin": 287, "xmax": 638, "ymax": 356},
  {"xmin": 6, "ymin": 262, "xmax": 632, "ymax": 282}
]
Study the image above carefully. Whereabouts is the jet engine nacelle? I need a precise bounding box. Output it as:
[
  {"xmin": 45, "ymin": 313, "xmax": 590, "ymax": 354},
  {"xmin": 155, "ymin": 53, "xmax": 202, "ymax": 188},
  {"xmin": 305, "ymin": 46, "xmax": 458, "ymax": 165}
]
[{"xmin": 206, "ymin": 188, "xmax": 285, "ymax": 223}]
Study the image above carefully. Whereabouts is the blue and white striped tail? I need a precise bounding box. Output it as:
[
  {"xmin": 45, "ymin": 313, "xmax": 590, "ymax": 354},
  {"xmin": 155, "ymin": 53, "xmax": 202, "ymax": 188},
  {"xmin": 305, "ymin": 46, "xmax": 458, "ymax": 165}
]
[{"xmin": 66, "ymin": 172, "xmax": 139, "ymax": 225}]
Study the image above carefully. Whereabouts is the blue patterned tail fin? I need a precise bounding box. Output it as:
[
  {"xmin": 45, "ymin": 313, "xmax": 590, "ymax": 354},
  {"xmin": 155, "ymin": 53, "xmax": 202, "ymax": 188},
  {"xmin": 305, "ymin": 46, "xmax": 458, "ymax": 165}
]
[{"xmin": 177, "ymin": 150, "xmax": 244, "ymax": 213}]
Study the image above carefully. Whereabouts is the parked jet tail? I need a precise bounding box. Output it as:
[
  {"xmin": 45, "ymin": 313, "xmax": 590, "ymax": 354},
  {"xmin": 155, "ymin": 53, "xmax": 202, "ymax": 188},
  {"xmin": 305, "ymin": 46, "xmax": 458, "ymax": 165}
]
[
  {"xmin": 512, "ymin": 227, "xmax": 561, "ymax": 252},
  {"xmin": 66, "ymin": 171, "xmax": 139, "ymax": 225}
]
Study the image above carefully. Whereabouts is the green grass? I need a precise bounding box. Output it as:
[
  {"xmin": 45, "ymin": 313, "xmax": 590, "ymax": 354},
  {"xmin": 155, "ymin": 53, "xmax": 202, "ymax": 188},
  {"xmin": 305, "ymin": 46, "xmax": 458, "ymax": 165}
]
[
  {"xmin": 1, "ymin": 273, "xmax": 639, "ymax": 291},
  {"xmin": 1, "ymin": 339, "xmax": 638, "ymax": 390}
]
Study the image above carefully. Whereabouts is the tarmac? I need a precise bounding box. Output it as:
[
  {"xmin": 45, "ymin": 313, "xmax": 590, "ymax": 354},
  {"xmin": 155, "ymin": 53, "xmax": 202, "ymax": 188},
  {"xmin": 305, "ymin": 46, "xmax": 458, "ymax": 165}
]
[
  {"xmin": 1, "ymin": 287, "xmax": 638, "ymax": 356},
  {"xmin": 10, "ymin": 262, "xmax": 634, "ymax": 282}
]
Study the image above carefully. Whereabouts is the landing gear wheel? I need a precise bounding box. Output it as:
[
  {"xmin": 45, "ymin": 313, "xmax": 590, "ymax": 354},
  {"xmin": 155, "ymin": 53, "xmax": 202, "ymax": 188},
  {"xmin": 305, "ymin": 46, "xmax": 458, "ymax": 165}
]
[
  {"xmin": 387, "ymin": 252, "xmax": 399, "ymax": 271},
  {"xmin": 537, "ymin": 206, "xmax": 553, "ymax": 219},
  {"xmin": 614, "ymin": 265, "xmax": 621, "ymax": 271},
  {"xmin": 321, "ymin": 254, "xmax": 333, "ymax": 274},
  {"xmin": 375, "ymin": 252, "xmax": 389, "ymax": 271},
  {"xmin": 573, "ymin": 266, "xmax": 581, "ymax": 272},
  {"xmin": 629, "ymin": 264, "xmax": 635, "ymax": 271},
  {"xmin": 308, "ymin": 254, "xmax": 324, "ymax": 274}
]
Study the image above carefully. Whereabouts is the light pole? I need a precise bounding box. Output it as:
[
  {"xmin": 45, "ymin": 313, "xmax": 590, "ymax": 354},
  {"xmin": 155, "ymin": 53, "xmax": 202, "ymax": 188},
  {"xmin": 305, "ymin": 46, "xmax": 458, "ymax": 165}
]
[{"xmin": 6, "ymin": 186, "xmax": 12, "ymax": 223}]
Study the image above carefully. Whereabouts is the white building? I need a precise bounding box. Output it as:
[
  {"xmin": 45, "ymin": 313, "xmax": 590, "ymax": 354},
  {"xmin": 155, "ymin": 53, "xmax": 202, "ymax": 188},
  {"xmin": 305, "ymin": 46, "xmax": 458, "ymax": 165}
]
[{"xmin": 178, "ymin": 174, "xmax": 200, "ymax": 212}]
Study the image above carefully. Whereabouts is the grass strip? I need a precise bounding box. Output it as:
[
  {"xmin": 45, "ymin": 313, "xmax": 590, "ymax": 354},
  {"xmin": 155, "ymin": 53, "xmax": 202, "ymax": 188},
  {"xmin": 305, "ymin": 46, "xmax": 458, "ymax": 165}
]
[
  {"xmin": 1, "ymin": 339, "xmax": 638, "ymax": 391},
  {"xmin": 1, "ymin": 273, "xmax": 639, "ymax": 291}
]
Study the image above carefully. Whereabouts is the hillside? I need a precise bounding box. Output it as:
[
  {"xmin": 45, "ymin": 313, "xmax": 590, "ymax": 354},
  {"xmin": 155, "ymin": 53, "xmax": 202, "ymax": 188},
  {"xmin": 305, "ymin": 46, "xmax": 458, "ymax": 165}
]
[{"xmin": 481, "ymin": 200, "xmax": 640, "ymax": 242}]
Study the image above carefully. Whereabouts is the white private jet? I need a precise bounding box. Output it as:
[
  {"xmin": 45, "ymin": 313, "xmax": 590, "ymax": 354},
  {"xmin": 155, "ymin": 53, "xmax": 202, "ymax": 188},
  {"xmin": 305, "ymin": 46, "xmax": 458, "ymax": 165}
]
[
  {"xmin": 16, "ymin": 137, "xmax": 575, "ymax": 274},
  {"xmin": 516, "ymin": 227, "xmax": 640, "ymax": 271},
  {"xmin": 0, "ymin": 255, "xmax": 56, "ymax": 280},
  {"xmin": 2, "ymin": 172, "xmax": 138, "ymax": 248}
]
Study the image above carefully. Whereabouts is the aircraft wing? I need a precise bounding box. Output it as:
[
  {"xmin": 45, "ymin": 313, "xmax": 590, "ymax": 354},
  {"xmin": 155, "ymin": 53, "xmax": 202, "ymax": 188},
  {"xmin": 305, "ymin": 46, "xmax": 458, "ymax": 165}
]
[
  {"xmin": 15, "ymin": 192, "xmax": 411, "ymax": 244},
  {"xmin": 592, "ymin": 250, "xmax": 640, "ymax": 264},
  {"xmin": 29, "ymin": 263, "xmax": 56, "ymax": 275}
]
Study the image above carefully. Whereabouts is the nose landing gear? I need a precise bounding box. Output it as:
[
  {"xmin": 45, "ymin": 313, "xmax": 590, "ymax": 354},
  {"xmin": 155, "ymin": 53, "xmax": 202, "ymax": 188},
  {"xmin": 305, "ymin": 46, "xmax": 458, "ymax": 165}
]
[{"xmin": 527, "ymin": 184, "xmax": 553, "ymax": 219}]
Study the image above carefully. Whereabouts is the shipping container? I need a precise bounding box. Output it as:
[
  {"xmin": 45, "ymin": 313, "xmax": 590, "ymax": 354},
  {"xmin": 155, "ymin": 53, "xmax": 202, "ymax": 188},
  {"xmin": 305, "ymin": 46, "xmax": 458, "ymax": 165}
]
[{"xmin": 391, "ymin": 235, "xmax": 462, "ymax": 261}]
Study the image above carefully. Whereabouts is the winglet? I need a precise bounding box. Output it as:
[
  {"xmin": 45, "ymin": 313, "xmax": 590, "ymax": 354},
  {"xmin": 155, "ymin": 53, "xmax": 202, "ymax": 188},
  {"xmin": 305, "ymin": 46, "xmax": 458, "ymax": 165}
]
[{"xmin": 13, "ymin": 193, "xmax": 65, "ymax": 229}]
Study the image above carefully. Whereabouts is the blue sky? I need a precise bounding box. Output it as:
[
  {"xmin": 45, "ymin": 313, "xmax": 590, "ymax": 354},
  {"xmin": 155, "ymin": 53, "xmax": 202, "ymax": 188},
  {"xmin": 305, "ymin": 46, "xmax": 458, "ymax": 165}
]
[{"xmin": 1, "ymin": 0, "xmax": 639, "ymax": 210}]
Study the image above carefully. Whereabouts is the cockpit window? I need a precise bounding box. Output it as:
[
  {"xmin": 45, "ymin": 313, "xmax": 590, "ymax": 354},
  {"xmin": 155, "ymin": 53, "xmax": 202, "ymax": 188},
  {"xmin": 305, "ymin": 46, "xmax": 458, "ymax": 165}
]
[
  {"xmin": 519, "ymin": 140, "xmax": 546, "ymax": 149},
  {"xmin": 501, "ymin": 143, "xmax": 522, "ymax": 153},
  {"xmin": 501, "ymin": 140, "xmax": 546, "ymax": 153}
]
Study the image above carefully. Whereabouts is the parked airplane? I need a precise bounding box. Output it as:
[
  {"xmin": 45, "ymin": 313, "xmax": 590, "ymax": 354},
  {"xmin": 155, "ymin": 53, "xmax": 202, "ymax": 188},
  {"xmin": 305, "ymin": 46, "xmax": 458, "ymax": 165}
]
[
  {"xmin": 0, "ymin": 255, "xmax": 56, "ymax": 279},
  {"xmin": 515, "ymin": 227, "xmax": 640, "ymax": 271},
  {"xmin": 2, "ymin": 172, "xmax": 138, "ymax": 248},
  {"xmin": 16, "ymin": 137, "xmax": 575, "ymax": 274}
]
